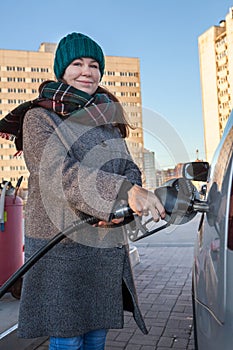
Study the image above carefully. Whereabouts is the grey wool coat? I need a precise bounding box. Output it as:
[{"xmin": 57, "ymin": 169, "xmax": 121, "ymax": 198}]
[{"xmin": 17, "ymin": 107, "xmax": 148, "ymax": 338}]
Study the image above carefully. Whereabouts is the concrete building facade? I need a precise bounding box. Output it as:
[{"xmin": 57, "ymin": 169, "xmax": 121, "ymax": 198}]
[
  {"xmin": 0, "ymin": 43, "xmax": 143, "ymax": 189},
  {"xmin": 143, "ymin": 148, "xmax": 157, "ymax": 190},
  {"xmin": 198, "ymin": 7, "xmax": 233, "ymax": 162}
]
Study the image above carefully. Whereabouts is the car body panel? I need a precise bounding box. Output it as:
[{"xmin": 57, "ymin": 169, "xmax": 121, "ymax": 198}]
[{"xmin": 193, "ymin": 112, "xmax": 233, "ymax": 349}]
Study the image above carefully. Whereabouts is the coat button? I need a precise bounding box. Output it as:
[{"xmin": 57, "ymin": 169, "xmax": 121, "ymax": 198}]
[{"xmin": 101, "ymin": 141, "xmax": 107, "ymax": 147}]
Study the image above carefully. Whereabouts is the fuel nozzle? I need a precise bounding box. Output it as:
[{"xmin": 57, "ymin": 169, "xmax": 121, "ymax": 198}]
[
  {"xmin": 113, "ymin": 205, "xmax": 133, "ymax": 219},
  {"xmin": 108, "ymin": 202, "xmax": 134, "ymax": 221}
]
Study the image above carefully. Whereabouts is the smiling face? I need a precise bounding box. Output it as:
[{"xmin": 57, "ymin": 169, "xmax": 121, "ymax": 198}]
[{"xmin": 62, "ymin": 57, "xmax": 101, "ymax": 95}]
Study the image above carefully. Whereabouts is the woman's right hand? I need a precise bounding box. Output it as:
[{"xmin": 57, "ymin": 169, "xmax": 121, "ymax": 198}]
[{"xmin": 127, "ymin": 184, "xmax": 166, "ymax": 222}]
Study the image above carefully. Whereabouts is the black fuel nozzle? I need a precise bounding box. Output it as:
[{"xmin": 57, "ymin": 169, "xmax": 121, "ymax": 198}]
[
  {"xmin": 112, "ymin": 205, "xmax": 133, "ymax": 219},
  {"xmin": 108, "ymin": 202, "xmax": 134, "ymax": 222},
  {"xmin": 154, "ymin": 178, "xmax": 198, "ymax": 225}
]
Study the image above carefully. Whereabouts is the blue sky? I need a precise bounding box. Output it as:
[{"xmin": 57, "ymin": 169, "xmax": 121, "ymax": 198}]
[{"xmin": 1, "ymin": 0, "xmax": 233, "ymax": 168}]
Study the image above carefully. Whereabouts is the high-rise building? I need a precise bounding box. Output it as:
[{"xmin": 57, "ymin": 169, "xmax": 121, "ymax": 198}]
[
  {"xmin": 198, "ymin": 7, "xmax": 233, "ymax": 162},
  {"xmin": 143, "ymin": 148, "xmax": 157, "ymax": 190},
  {"xmin": 0, "ymin": 43, "xmax": 143, "ymax": 188}
]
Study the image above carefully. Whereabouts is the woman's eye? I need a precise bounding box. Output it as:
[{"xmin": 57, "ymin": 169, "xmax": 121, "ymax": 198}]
[
  {"xmin": 73, "ymin": 62, "xmax": 82, "ymax": 66},
  {"xmin": 90, "ymin": 64, "xmax": 99, "ymax": 69}
]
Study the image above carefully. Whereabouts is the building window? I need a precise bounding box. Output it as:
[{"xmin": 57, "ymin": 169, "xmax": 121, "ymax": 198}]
[
  {"xmin": 17, "ymin": 88, "xmax": 27, "ymax": 93},
  {"xmin": 7, "ymin": 77, "xmax": 16, "ymax": 82},
  {"xmin": 31, "ymin": 67, "xmax": 49, "ymax": 73},
  {"xmin": 16, "ymin": 67, "xmax": 25, "ymax": 71},
  {"xmin": 31, "ymin": 78, "xmax": 44, "ymax": 83},
  {"xmin": 6, "ymin": 66, "xmax": 16, "ymax": 71},
  {"xmin": 41, "ymin": 68, "xmax": 49, "ymax": 72},
  {"xmin": 6, "ymin": 77, "xmax": 26, "ymax": 82},
  {"xmin": 8, "ymin": 88, "xmax": 17, "ymax": 93}
]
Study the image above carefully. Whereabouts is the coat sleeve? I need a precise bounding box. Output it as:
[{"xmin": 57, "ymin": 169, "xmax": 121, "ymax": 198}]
[
  {"xmin": 23, "ymin": 108, "xmax": 137, "ymax": 222},
  {"xmin": 120, "ymin": 149, "xmax": 142, "ymax": 187}
]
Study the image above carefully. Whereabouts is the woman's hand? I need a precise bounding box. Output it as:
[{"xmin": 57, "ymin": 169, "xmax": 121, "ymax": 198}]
[
  {"xmin": 127, "ymin": 184, "xmax": 165, "ymax": 222},
  {"xmin": 93, "ymin": 218, "xmax": 124, "ymax": 227}
]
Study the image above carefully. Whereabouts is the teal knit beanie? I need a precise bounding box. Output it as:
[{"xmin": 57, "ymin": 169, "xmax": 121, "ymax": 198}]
[{"xmin": 54, "ymin": 32, "xmax": 105, "ymax": 80}]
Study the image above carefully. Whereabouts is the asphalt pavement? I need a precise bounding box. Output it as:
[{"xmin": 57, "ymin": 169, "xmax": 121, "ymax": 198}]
[{"xmin": 35, "ymin": 215, "xmax": 199, "ymax": 350}]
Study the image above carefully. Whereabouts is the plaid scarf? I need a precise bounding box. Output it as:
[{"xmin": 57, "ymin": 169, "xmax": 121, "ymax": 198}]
[{"xmin": 0, "ymin": 80, "xmax": 117, "ymax": 153}]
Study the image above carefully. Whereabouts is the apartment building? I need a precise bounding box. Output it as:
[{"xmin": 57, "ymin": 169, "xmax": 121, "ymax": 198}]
[
  {"xmin": 0, "ymin": 43, "xmax": 143, "ymax": 189},
  {"xmin": 102, "ymin": 56, "xmax": 144, "ymax": 171},
  {"xmin": 198, "ymin": 7, "xmax": 233, "ymax": 162}
]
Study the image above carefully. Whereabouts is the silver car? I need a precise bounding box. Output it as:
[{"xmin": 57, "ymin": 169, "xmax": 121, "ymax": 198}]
[{"xmin": 188, "ymin": 112, "xmax": 233, "ymax": 349}]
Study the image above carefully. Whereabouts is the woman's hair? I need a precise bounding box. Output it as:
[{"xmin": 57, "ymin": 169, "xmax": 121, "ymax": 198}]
[{"xmin": 96, "ymin": 85, "xmax": 132, "ymax": 138}]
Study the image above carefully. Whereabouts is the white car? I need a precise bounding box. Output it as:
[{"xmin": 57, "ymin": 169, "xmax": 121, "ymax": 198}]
[{"xmin": 186, "ymin": 112, "xmax": 233, "ymax": 349}]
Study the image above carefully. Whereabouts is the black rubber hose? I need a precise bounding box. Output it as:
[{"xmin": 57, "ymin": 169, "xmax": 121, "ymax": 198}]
[
  {"xmin": 133, "ymin": 222, "xmax": 170, "ymax": 241},
  {"xmin": 0, "ymin": 216, "xmax": 98, "ymax": 299}
]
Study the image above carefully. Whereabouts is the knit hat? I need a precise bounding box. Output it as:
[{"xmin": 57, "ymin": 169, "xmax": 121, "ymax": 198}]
[{"xmin": 54, "ymin": 32, "xmax": 105, "ymax": 80}]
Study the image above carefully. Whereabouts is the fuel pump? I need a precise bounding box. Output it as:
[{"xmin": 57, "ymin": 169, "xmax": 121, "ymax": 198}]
[{"xmin": 0, "ymin": 177, "xmax": 24, "ymax": 298}]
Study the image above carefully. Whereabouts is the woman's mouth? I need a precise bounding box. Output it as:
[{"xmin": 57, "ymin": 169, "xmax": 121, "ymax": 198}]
[{"xmin": 76, "ymin": 80, "xmax": 93, "ymax": 84}]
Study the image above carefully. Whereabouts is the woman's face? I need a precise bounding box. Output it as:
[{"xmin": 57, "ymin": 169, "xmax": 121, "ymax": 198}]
[{"xmin": 62, "ymin": 57, "xmax": 101, "ymax": 95}]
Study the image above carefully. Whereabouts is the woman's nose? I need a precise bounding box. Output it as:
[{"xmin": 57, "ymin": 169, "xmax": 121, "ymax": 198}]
[{"xmin": 81, "ymin": 65, "xmax": 91, "ymax": 75}]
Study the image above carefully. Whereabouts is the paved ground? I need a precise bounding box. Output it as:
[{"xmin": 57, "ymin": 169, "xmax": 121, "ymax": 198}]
[{"xmin": 36, "ymin": 244, "xmax": 195, "ymax": 350}]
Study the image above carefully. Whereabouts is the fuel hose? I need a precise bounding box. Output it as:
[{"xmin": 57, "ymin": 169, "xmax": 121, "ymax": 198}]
[{"xmin": 0, "ymin": 216, "xmax": 99, "ymax": 299}]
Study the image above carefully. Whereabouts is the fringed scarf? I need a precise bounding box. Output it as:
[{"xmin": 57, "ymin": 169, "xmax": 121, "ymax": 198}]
[{"xmin": 0, "ymin": 80, "xmax": 118, "ymax": 154}]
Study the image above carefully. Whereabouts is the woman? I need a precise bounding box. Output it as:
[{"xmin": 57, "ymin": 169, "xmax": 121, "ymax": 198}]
[{"xmin": 13, "ymin": 33, "xmax": 165, "ymax": 349}]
